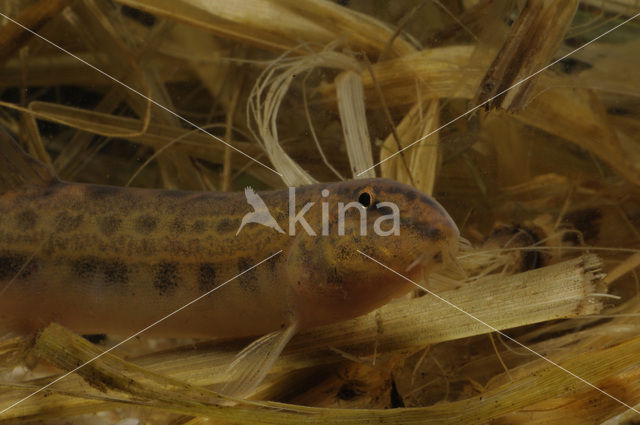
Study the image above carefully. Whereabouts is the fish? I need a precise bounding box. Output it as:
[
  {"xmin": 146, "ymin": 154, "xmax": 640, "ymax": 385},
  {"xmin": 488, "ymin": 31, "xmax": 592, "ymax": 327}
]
[{"xmin": 0, "ymin": 129, "xmax": 459, "ymax": 396}]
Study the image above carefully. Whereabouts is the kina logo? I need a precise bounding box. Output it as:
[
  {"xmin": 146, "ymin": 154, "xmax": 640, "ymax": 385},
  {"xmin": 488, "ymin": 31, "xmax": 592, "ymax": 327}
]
[
  {"xmin": 236, "ymin": 187, "xmax": 285, "ymax": 235},
  {"xmin": 236, "ymin": 186, "xmax": 400, "ymax": 237}
]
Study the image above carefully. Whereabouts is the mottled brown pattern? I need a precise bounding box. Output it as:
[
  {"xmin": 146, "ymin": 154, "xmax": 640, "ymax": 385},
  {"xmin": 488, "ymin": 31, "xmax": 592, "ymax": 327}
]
[
  {"xmin": 237, "ymin": 257, "xmax": 260, "ymax": 293},
  {"xmin": 169, "ymin": 217, "xmax": 186, "ymax": 234},
  {"xmin": 198, "ymin": 262, "xmax": 217, "ymax": 292},
  {"xmin": 0, "ymin": 253, "xmax": 29, "ymax": 279},
  {"xmin": 72, "ymin": 256, "xmax": 129, "ymax": 286},
  {"xmin": 99, "ymin": 215, "xmax": 122, "ymax": 236},
  {"xmin": 56, "ymin": 212, "xmax": 84, "ymax": 232},
  {"xmin": 153, "ymin": 261, "xmax": 179, "ymax": 296},
  {"xmin": 0, "ymin": 176, "xmax": 459, "ymax": 339},
  {"xmin": 190, "ymin": 219, "xmax": 206, "ymax": 233},
  {"xmin": 15, "ymin": 208, "xmax": 37, "ymax": 230},
  {"xmin": 72, "ymin": 256, "xmax": 98, "ymax": 280},
  {"xmin": 103, "ymin": 260, "xmax": 129, "ymax": 285},
  {"xmin": 215, "ymin": 218, "xmax": 236, "ymax": 234},
  {"xmin": 134, "ymin": 214, "xmax": 158, "ymax": 234}
]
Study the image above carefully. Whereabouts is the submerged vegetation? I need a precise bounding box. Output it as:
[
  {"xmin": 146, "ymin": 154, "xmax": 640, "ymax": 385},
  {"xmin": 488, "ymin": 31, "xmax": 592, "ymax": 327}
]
[{"xmin": 0, "ymin": 0, "xmax": 640, "ymax": 423}]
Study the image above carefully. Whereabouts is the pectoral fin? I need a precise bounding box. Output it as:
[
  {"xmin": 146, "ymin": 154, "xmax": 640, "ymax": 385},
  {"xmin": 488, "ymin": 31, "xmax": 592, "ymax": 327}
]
[{"xmin": 219, "ymin": 323, "xmax": 297, "ymax": 398}]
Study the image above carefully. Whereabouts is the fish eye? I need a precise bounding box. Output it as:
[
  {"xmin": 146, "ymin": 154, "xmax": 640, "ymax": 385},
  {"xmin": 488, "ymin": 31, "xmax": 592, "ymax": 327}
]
[{"xmin": 358, "ymin": 190, "xmax": 373, "ymax": 207}]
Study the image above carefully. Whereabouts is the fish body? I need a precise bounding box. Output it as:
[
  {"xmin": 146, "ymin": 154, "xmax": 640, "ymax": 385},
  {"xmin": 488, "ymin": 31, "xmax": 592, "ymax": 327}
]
[
  {"xmin": 1, "ymin": 181, "xmax": 291, "ymax": 338},
  {"xmin": 0, "ymin": 131, "xmax": 459, "ymax": 396},
  {"xmin": 0, "ymin": 178, "xmax": 457, "ymax": 338}
]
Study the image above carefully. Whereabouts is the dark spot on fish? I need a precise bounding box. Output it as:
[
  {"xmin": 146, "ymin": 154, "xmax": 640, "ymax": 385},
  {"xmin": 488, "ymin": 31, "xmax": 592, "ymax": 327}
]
[
  {"xmin": 170, "ymin": 217, "xmax": 186, "ymax": 234},
  {"xmin": 402, "ymin": 219, "xmax": 443, "ymax": 240},
  {"xmin": 0, "ymin": 254, "xmax": 33, "ymax": 279},
  {"xmin": 135, "ymin": 214, "xmax": 157, "ymax": 234},
  {"xmin": 72, "ymin": 257, "xmax": 98, "ymax": 280},
  {"xmin": 216, "ymin": 218, "xmax": 236, "ymax": 234},
  {"xmin": 237, "ymin": 257, "xmax": 259, "ymax": 292},
  {"xmin": 153, "ymin": 262, "xmax": 179, "ymax": 296},
  {"xmin": 267, "ymin": 256, "xmax": 278, "ymax": 273},
  {"xmin": 16, "ymin": 209, "xmax": 37, "ymax": 230},
  {"xmin": 433, "ymin": 251, "xmax": 443, "ymax": 263},
  {"xmin": 427, "ymin": 227, "xmax": 443, "ymax": 240},
  {"xmin": 56, "ymin": 212, "xmax": 84, "ymax": 232},
  {"xmin": 375, "ymin": 204, "xmax": 395, "ymax": 216},
  {"xmin": 103, "ymin": 261, "xmax": 129, "ymax": 285},
  {"xmin": 198, "ymin": 263, "xmax": 217, "ymax": 292},
  {"xmin": 99, "ymin": 215, "xmax": 122, "ymax": 236},
  {"xmin": 72, "ymin": 257, "xmax": 129, "ymax": 286},
  {"xmin": 418, "ymin": 194, "xmax": 439, "ymax": 210},
  {"xmin": 191, "ymin": 220, "xmax": 206, "ymax": 233},
  {"xmin": 21, "ymin": 258, "xmax": 40, "ymax": 278}
]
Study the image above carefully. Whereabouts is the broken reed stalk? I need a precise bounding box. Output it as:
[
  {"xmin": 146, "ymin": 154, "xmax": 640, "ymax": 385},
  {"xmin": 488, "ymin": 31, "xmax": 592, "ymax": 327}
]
[
  {"xmin": 0, "ymin": 254, "xmax": 606, "ymax": 422},
  {"xmin": 285, "ymin": 253, "xmax": 604, "ymax": 357},
  {"xmin": 473, "ymin": 0, "xmax": 578, "ymax": 111}
]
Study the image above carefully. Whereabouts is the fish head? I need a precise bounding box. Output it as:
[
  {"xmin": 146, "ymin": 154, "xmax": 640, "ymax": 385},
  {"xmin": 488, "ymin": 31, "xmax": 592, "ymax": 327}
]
[{"xmin": 286, "ymin": 178, "xmax": 459, "ymax": 329}]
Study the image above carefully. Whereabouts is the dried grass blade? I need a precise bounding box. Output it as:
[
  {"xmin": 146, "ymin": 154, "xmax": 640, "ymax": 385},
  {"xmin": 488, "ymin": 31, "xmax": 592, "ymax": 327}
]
[{"xmin": 335, "ymin": 71, "xmax": 374, "ymax": 178}]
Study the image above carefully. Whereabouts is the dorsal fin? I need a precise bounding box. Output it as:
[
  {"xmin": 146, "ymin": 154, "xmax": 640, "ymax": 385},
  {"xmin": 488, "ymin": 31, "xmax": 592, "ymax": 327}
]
[{"xmin": 0, "ymin": 128, "xmax": 58, "ymax": 192}]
